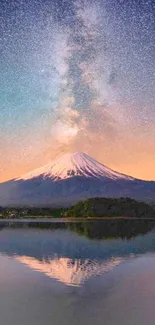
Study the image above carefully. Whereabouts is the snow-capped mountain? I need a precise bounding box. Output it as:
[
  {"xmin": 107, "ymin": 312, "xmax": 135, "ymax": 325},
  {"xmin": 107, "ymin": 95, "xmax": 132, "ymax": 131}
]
[
  {"xmin": 0, "ymin": 152, "xmax": 155, "ymax": 206},
  {"xmin": 17, "ymin": 152, "xmax": 134, "ymax": 182}
]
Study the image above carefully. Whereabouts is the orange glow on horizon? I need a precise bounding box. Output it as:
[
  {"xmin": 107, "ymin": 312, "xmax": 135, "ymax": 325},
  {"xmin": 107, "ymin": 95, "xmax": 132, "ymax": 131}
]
[{"xmin": 1, "ymin": 135, "xmax": 155, "ymax": 182}]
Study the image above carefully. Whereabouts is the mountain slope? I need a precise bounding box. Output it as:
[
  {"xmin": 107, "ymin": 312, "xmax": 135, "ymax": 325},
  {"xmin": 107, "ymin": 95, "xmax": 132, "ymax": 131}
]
[
  {"xmin": 17, "ymin": 152, "xmax": 134, "ymax": 181},
  {"xmin": 0, "ymin": 152, "xmax": 155, "ymax": 207}
]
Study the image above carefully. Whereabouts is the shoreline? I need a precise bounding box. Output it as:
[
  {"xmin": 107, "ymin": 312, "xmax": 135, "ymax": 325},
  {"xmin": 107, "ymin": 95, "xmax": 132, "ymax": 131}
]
[{"xmin": 0, "ymin": 217, "xmax": 155, "ymax": 223}]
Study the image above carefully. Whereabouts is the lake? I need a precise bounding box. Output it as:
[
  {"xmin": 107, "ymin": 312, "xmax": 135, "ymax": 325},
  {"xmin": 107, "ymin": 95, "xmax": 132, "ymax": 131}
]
[{"xmin": 1, "ymin": 219, "xmax": 155, "ymax": 325}]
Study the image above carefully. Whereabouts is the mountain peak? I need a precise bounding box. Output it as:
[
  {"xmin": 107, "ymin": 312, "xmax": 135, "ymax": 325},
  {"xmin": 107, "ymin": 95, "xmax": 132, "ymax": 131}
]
[
  {"xmin": 17, "ymin": 151, "xmax": 134, "ymax": 181},
  {"xmin": 2, "ymin": 151, "xmax": 155, "ymax": 207}
]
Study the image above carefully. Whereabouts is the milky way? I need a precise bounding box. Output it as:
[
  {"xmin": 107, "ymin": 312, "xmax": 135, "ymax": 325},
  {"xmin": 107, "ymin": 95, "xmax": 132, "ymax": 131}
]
[{"xmin": 0, "ymin": 0, "xmax": 155, "ymax": 181}]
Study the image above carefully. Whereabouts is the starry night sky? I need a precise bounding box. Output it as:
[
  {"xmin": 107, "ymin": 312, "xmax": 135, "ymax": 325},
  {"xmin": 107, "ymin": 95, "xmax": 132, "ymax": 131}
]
[{"xmin": 1, "ymin": 0, "xmax": 155, "ymax": 181}]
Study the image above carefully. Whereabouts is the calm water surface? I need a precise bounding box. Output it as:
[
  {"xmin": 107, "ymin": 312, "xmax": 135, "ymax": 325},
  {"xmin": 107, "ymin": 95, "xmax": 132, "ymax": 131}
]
[{"xmin": 1, "ymin": 219, "xmax": 155, "ymax": 325}]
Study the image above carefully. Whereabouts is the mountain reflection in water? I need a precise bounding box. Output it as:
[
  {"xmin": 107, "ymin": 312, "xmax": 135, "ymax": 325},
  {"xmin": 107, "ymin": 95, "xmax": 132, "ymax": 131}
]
[
  {"xmin": 15, "ymin": 256, "xmax": 124, "ymax": 286},
  {"xmin": 0, "ymin": 220, "xmax": 155, "ymax": 286}
]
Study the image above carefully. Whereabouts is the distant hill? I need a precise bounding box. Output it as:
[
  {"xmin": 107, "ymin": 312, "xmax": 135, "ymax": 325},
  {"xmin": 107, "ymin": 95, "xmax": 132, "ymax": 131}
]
[{"xmin": 65, "ymin": 197, "xmax": 155, "ymax": 218}]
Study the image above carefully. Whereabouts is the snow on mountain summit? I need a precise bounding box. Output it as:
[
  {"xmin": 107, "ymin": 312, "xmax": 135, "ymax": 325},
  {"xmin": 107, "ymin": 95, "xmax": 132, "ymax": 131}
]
[{"xmin": 17, "ymin": 152, "xmax": 134, "ymax": 181}]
